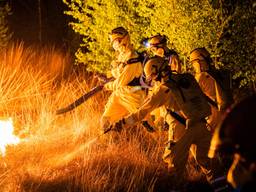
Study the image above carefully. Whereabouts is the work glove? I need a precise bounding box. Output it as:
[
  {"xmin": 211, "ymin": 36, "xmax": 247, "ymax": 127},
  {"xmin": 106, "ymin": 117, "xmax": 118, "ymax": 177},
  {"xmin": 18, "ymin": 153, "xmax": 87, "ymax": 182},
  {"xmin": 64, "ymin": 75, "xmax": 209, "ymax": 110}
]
[
  {"xmin": 102, "ymin": 119, "xmax": 128, "ymax": 134},
  {"xmin": 162, "ymin": 122, "xmax": 169, "ymax": 131},
  {"xmin": 112, "ymin": 115, "xmax": 138, "ymax": 132},
  {"xmin": 124, "ymin": 115, "xmax": 136, "ymax": 125},
  {"xmin": 101, "ymin": 120, "xmax": 112, "ymax": 134},
  {"xmin": 112, "ymin": 119, "xmax": 125, "ymax": 132},
  {"xmin": 107, "ymin": 115, "xmax": 137, "ymax": 133},
  {"xmin": 94, "ymin": 73, "xmax": 109, "ymax": 83}
]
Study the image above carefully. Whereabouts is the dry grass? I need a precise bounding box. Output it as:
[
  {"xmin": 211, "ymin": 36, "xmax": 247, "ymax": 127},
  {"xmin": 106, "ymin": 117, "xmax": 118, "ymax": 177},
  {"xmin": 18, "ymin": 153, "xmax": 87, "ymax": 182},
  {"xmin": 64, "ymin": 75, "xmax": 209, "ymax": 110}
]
[{"xmin": 0, "ymin": 43, "xmax": 180, "ymax": 192}]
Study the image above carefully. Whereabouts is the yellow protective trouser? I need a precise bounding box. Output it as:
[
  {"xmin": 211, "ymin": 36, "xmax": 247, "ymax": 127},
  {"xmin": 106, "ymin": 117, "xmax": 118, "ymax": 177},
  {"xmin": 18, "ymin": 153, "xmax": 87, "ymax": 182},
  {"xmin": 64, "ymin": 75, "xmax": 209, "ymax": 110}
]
[
  {"xmin": 162, "ymin": 113, "xmax": 187, "ymax": 166},
  {"xmin": 163, "ymin": 121, "xmax": 212, "ymax": 180},
  {"xmin": 149, "ymin": 106, "xmax": 166, "ymax": 131},
  {"xmin": 165, "ymin": 113, "xmax": 186, "ymax": 142},
  {"xmin": 101, "ymin": 87, "xmax": 146, "ymax": 128}
]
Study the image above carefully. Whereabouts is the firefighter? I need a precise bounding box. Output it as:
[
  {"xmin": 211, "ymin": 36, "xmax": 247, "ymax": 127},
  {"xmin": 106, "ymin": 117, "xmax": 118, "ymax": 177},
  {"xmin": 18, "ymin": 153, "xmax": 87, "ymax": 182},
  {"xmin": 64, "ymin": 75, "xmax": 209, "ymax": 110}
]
[
  {"xmin": 100, "ymin": 27, "xmax": 146, "ymax": 131},
  {"xmin": 144, "ymin": 34, "xmax": 173, "ymax": 131},
  {"xmin": 208, "ymin": 94, "xmax": 256, "ymax": 191},
  {"xmin": 146, "ymin": 35, "xmax": 181, "ymax": 125},
  {"xmin": 114, "ymin": 56, "xmax": 218, "ymax": 184},
  {"xmin": 146, "ymin": 42, "xmax": 186, "ymax": 168},
  {"xmin": 190, "ymin": 48, "xmax": 223, "ymax": 132},
  {"xmin": 165, "ymin": 52, "xmax": 185, "ymax": 142},
  {"xmin": 161, "ymin": 52, "xmax": 187, "ymax": 168},
  {"xmin": 145, "ymin": 35, "xmax": 182, "ymax": 135}
]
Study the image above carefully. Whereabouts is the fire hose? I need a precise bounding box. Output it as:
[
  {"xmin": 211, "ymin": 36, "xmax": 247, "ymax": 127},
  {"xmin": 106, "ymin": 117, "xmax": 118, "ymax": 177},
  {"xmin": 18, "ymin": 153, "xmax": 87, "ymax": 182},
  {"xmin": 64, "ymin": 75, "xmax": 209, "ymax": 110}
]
[{"xmin": 56, "ymin": 77, "xmax": 114, "ymax": 115}]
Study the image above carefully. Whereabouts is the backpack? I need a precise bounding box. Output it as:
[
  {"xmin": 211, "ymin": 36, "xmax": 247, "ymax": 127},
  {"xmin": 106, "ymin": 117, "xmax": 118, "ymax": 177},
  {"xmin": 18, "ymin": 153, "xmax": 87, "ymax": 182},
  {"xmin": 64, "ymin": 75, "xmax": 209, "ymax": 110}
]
[
  {"xmin": 164, "ymin": 73, "xmax": 211, "ymax": 121},
  {"xmin": 207, "ymin": 68, "xmax": 234, "ymax": 111}
]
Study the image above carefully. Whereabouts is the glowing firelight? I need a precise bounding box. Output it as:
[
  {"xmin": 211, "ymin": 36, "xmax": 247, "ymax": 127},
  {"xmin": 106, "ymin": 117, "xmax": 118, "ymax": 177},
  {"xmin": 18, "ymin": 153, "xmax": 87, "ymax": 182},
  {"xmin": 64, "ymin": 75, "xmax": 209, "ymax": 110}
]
[{"xmin": 0, "ymin": 118, "xmax": 20, "ymax": 156}]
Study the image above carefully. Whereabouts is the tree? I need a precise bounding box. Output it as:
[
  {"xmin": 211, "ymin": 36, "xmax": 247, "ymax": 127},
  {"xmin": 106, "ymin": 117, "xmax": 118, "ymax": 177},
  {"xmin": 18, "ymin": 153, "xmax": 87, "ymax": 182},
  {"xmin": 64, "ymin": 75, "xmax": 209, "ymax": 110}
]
[
  {"xmin": 214, "ymin": 0, "xmax": 256, "ymax": 88},
  {"xmin": 0, "ymin": 2, "xmax": 12, "ymax": 49},
  {"xmin": 63, "ymin": 0, "xmax": 255, "ymax": 88},
  {"xmin": 63, "ymin": 0, "xmax": 219, "ymax": 70}
]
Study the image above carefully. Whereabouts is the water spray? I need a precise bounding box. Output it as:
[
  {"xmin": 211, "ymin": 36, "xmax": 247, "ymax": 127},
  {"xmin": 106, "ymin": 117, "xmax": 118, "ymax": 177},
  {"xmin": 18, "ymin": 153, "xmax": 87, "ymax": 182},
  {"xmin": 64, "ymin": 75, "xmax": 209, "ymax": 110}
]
[{"xmin": 47, "ymin": 126, "xmax": 113, "ymax": 167}]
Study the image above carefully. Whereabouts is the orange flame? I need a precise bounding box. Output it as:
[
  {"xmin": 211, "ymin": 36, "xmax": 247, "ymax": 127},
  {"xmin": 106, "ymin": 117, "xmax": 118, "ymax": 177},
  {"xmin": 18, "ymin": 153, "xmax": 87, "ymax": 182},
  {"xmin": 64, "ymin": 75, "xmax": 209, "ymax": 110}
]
[{"xmin": 0, "ymin": 118, "xmax": 20, "ymax": 156}]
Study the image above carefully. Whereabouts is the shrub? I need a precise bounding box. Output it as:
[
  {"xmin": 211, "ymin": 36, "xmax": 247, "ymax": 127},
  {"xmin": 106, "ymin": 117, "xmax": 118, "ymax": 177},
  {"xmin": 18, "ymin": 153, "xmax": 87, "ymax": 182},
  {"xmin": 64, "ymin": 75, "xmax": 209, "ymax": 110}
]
[
  {"xmin": 0, "ymin": 2, "xmax": 12, "ymax": 49},
  {"xmin": 63, "ymin": 0, "xmax": 255, "ymax": 88}
]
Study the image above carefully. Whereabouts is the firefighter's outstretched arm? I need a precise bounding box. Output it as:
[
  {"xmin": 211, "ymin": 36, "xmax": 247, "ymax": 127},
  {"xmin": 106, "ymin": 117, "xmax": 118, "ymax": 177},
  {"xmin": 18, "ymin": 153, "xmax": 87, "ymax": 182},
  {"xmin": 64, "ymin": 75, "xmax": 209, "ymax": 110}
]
[{"xmin": 114, "ymin": 85, "xmax": 173, "ymax": 130}]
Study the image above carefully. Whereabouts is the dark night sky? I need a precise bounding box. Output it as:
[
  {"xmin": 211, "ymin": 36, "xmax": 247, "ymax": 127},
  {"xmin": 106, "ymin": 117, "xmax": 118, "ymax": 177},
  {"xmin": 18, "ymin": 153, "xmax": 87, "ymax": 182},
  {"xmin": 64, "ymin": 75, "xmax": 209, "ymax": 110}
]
[{"xmin": 8, "ymin": 0, "xmax": 70, "ymax": 47}]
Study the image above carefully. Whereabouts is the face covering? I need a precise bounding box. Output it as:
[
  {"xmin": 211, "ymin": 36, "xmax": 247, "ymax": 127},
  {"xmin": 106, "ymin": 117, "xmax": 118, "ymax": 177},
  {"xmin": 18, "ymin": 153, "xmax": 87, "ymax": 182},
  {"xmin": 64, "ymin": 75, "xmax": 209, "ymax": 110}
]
[{"xmin": 112, "ymin": 40, "xmax": 121, "ymax": 51}]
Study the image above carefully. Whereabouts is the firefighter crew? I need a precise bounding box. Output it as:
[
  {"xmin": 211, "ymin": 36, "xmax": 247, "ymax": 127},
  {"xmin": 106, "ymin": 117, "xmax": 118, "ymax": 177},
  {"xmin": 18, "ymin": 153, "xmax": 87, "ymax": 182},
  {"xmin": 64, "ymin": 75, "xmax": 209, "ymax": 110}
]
[
  {"xmin": 190, "ymin": 48, "xmax": 223, "ymax": 132},
  {"xmin": 113, "ymin": 56, "xmax": 220, "ymax": 185},
  {"xmin": 100, "ymin": 27, "xmax": 146, "ymax": 132}
]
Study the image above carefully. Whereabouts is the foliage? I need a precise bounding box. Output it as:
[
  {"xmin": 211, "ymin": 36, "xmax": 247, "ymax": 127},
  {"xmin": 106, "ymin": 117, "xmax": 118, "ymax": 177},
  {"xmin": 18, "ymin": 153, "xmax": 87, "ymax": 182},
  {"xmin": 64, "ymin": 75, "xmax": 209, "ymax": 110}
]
[
  {"xmin": 63, "ymin": 0, "xmax": 220, "ymax": 71},
  {"xmin": 63, "ymin": 0, "xmax": 255, "ymax": 88},
  {"xmin": 0, "ymin": 2, "xmax": 12, "ymax": 49},
  {"xmin": 215, "ymin": 0, "xmax": 256, "ymax": 88}
]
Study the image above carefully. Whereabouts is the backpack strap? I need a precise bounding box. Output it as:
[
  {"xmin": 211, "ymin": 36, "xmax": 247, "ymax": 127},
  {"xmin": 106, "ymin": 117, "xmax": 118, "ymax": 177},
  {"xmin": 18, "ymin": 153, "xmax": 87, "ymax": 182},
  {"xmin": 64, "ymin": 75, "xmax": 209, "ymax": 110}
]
[
  {"xmin": 164, "ymin": 77, "xmax": 186, "ymax": 102},
  {"xmin": 204, "ymin": 94, "xmax": 218, "ymax": 109},
  {"xmin": 206, "ymin": 70, "xmax": 225, "ymax": 90},
  {"xmin": 127, "ymin": 77, "xmax": 141, "ymax": 86},
  {"xmin": 126, "ymin": 57, "xmax": 143, "ymax": 65},
  {"xmin": 124, "ymin": 56, "xmax": 146, "ymax": 87}
]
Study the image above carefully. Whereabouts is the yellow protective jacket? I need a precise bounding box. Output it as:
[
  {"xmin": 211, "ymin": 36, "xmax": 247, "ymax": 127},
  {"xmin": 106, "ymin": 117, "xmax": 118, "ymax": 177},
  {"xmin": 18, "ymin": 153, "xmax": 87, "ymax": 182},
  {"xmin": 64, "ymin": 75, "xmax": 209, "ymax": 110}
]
[
  {"xmin": 124, "ymin": 76, "xmax": 212, "ymax": 176},
  {"xmin": 126, "ymin": 81, "xmax": 179, "ymax": 124},
  {"xmin": 195, "ymin": 72, "xmax": 223, "ymax": 131},
  {"xmin": 126, "ymin": 73, "xmax": 211, "ymax": 127},
  {"xmin": 105, "ymin": 51, "xmax": 142, "ymax": 91},
  {"xmin": 148, "ymin": 81, "xmax": 185, "ymax": 141},
  {"xmin": 165, "ymin": 111, "xmax": 186, "ymax": 142},
  {"xmin": 102, "ymin": 50, "xmax": 146, "ymax": 124}
]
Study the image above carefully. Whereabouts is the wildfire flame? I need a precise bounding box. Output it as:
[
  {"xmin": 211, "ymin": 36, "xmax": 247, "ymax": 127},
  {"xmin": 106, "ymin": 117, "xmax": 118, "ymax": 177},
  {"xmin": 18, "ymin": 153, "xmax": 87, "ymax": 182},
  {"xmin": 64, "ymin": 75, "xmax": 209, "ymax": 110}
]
[{"xmin": 0, "ymin": 118, "xmax": 20, "ymax": 156}]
